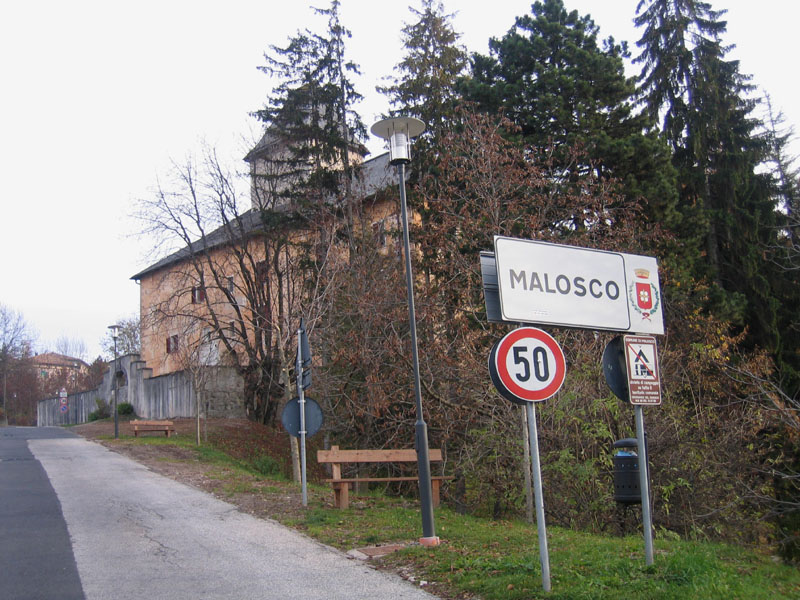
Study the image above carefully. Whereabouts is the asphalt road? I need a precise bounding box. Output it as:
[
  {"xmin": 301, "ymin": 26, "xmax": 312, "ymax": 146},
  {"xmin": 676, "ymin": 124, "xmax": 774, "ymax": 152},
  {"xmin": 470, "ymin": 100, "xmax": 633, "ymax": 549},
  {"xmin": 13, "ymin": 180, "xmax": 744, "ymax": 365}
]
[
  {"xmin": 2, "ymin": 427, "xmax": 435, "ymax": 600},
  {"xmin": 0, "ymin": 427, "xmax": 83, "ymax": 600}
]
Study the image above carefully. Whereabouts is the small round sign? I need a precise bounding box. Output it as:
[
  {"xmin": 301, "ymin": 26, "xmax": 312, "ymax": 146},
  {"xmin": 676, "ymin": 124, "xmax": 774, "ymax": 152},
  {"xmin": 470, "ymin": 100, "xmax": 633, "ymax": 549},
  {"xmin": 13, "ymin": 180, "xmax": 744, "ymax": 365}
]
[
  {"xmin": 281, "ymin": 397, "xmax": 324, "ymax": 438},
  {"xmin": 489, "ymin": 327, "xmax": 566, "ymax": 403},
  {"xmin": 602, "ymin": 336, "xmax": 629, "ymax": 402}
]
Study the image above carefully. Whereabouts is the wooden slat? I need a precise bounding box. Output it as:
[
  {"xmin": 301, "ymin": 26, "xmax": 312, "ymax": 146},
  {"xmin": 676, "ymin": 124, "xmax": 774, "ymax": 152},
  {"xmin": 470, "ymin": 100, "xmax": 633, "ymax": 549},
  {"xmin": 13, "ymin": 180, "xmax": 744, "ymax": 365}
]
[
  {"xmin": 131, "ymin": 420, "xmax": 174, "ymax": 426},
  {"xmin": 324, "ymin": 476, "xmax": 454, "ymax": 483},
  {"xmin": 317, "ymin": 448, "xmax": 443, "ymax": 463}
]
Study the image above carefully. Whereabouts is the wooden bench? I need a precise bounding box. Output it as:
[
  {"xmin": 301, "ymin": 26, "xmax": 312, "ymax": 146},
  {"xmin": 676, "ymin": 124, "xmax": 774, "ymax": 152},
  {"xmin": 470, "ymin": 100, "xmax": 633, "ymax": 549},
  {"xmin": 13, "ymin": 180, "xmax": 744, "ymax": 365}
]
[
  {"xmin": 131, "ymin": 420, "xmax": 176, "ymax": 438},
  {"xmin": 316, "ymin": 446, "xmax": 453, "ymax": 509}
]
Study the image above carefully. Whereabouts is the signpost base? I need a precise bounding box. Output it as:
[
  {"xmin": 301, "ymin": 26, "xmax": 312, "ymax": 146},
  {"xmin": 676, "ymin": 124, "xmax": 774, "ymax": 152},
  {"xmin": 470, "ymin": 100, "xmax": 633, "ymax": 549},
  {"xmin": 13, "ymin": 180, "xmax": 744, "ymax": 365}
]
[{"xmin": 419, "ymin": 536, "xmax": 441, "ymax": 547}]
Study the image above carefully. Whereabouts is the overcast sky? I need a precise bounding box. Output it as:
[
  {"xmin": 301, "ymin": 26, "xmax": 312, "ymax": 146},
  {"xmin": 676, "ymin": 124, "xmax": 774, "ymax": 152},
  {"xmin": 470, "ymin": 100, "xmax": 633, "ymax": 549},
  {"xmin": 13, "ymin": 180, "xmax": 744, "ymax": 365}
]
[{"xmin": 1, "ymin": 0, "xmax": 797, "ymax": 360}]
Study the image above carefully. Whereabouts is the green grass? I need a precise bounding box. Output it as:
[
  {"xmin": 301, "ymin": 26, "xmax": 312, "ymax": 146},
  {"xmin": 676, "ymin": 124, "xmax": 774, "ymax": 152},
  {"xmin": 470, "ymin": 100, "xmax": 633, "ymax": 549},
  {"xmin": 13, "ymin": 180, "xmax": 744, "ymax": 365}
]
[
  {"xmin": 331, "ymin": 507, "xmax": 799, "ymax": 600},
  {"xmin": 99, "ymin": 432, "xmax": 800, "ymax": 599}
]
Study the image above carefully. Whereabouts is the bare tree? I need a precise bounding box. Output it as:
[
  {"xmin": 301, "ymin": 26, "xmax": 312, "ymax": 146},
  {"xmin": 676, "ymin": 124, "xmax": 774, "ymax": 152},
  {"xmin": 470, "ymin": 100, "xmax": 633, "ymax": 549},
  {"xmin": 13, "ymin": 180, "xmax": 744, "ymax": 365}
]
[
  {"xmin": 54, "ymin": 336, "xmax": 88, "ymax": 361},
  {"xmin": 135, "ymin": 147, "xmax": 342, "ymax": 423},
  {"xmin": 101, "ymin": 314, "xmax": 141, "ymax": 359},
  {"xmin": 0, "ymin": 304, "xmax": 36, "ymax": 424}
]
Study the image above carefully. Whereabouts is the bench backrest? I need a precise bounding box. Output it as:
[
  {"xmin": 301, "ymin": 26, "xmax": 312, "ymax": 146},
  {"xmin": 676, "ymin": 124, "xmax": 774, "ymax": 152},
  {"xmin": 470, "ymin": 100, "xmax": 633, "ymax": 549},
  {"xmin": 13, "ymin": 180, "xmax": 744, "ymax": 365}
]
[
  {"xmin": 131, "ymin": 420, "xmax": 174, "ymax": 426},
  {"xmin": 317, "ymin": 447, "xmax": 443, "ymax": 464}
]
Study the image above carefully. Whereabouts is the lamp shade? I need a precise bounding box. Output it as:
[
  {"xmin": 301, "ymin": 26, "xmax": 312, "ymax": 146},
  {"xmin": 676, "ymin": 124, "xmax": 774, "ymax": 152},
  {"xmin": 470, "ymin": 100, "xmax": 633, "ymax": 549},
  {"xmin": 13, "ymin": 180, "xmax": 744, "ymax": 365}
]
[{"xmin": 370, "ymin": 117, "xmax": 426, "ymax": 165}]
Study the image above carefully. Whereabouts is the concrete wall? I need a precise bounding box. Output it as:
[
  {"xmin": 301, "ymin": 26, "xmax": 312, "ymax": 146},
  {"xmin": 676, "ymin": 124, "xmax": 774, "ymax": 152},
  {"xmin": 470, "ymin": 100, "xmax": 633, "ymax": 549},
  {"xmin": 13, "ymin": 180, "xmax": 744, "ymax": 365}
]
[{"xmin": 37, "ymin": 353, "xmax": 245, "ymax": 426}]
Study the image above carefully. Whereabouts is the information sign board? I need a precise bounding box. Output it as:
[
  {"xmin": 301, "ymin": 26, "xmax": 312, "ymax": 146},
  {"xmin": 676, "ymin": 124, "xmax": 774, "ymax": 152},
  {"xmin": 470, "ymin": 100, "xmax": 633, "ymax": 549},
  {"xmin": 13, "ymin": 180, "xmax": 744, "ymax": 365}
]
[{"xmin": 493, "ymin": 236, "xmax": 664, "ymax": 334}]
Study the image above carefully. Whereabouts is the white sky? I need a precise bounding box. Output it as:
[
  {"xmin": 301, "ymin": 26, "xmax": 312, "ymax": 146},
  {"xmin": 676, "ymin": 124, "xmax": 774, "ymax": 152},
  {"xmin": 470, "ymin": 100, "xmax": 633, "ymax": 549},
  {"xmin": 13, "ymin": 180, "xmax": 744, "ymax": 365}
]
[{"xmin": 1, "ymin": 0, "xmax": 797, "ymax": 360}]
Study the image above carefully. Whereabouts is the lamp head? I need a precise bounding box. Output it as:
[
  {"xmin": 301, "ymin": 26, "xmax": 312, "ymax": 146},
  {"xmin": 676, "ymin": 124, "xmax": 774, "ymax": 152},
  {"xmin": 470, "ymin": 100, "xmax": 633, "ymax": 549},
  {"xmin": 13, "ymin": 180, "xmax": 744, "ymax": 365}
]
[{"xmin": 370, "ymin": 117, "xmax": 426, "ymax": 165}]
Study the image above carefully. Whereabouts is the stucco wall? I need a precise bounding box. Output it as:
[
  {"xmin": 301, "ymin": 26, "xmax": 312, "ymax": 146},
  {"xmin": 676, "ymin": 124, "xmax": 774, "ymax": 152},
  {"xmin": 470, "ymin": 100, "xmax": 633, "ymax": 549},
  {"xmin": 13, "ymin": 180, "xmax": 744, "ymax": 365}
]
[{"xmin": 37, "ymin": 353, "xmax": 245, "ymax": 426}]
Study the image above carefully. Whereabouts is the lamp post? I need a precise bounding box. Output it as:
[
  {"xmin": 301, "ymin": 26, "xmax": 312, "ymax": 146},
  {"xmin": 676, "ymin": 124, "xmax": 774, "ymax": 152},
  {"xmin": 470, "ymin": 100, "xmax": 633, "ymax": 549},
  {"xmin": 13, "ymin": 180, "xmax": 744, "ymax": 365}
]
[
  {"xmin": 371, "ymin": 116, "xmax": 439, "ymax": 546},
  {"xmin": 108, "ymin": 324, "xmax": 121, "ymax": 439}
]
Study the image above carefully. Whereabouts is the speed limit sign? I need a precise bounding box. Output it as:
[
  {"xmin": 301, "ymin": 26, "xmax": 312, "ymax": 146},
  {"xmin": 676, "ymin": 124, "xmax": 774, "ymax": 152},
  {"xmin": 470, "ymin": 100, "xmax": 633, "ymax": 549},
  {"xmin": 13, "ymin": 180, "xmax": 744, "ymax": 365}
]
[{"xmin": 489, "ymin": 327, "xmax": 567, "ymax": 403}]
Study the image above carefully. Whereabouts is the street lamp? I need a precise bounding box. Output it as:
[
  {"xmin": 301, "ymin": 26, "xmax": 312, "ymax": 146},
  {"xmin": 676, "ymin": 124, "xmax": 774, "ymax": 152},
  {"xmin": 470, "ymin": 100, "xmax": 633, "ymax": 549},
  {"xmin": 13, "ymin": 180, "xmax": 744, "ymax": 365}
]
[
  {"xmin": 108, "ymin": 324, "xmax": 121, "ymax": 439},
  {"xmin": 370, "ymin": 116, "xmax": 439, "ymax": 547}
]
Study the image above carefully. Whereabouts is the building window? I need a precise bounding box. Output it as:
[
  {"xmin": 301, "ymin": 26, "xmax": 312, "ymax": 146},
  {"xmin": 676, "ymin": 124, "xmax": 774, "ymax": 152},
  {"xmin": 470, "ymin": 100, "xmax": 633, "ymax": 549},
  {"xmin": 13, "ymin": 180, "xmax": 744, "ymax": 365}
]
[
  {"xmin": 191, "ymin": 286, "xmax": 206, "ymax": 304},
  {"xmin": 226, "ymin": 276, "xmax": 235, "ymax": 295},
  {"xmin": 166, "ymin": 335, "xmax": 179, "ymax": 354}
]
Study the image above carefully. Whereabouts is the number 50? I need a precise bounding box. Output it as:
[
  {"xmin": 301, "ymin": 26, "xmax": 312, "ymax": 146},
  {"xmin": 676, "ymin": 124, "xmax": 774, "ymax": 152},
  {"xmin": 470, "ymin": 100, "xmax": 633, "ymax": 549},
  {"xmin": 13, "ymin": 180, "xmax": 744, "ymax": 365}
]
[{"xmin": 512, "ymin": 345, "xmax": 550, "ymax": 383}]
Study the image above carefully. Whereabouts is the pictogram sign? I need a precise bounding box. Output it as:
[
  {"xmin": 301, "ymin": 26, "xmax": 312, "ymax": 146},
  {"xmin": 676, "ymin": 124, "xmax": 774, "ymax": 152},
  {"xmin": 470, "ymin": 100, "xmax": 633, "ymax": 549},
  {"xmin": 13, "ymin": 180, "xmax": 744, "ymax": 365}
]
[{"xmin": 623, "ymin": 335, "xmax": 661, "ymax": 405}]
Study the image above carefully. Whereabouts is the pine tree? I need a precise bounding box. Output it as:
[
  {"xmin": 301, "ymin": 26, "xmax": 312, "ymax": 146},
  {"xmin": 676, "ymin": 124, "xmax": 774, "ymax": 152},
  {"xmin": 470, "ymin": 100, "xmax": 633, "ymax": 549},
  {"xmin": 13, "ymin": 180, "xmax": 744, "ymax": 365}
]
[
  {"xmin": 634, "ymin": 0, "xmax": 726, "ymax": 146},
  {"xmin": 764, "ymin": 94, "xmax": 800, "ymax": 220},
  {"xmin": 462, "ymin": 0, "xmax": 678, "ymax": 226},
  {"xmin": 763, "ymin": 94, "xmax": 800, "ymax": 391},
  {"xmin": 634, "ymin": 0, "xmax": 783, "ymax": 354},
  {"xmin": 377, "ymin": 0, "xmax": 467, "ymax": 141},
  {"xmin": 235, "ymin": 1, "xmax": 367, "ymax": 420},
  {"xmin": 253, "ymin": 0, "xmax": 365, "ymax": 216}
]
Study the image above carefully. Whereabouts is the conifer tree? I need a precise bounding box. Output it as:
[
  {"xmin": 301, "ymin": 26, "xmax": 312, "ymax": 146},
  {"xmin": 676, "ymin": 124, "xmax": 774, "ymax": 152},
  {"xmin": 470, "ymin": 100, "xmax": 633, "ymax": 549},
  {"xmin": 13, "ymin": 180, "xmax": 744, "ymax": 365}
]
[
  {"xmin": 634, "ymin": 0, "xmax": 726, "ymax": 146},
  {"xmin": 764, "ymin": 94, "xmax": 800, "ymax": 221},
  {"xmin": 254, "ymin": 0, "xmax": 365, "ymax": 217},
  {"xmin": 377, "ymin": 0, "xmax": 467, "ymax": 141},
  {"xmin": 634, "ymin": 0, "xmax": 783, "ymax": 357},
  {"xmin": 463, "ymin": 0, "xmax": 678, "ymax": 226},
  {"xmin": 376, "ymin": 0, "xmax": 470, "ymax": 294}
]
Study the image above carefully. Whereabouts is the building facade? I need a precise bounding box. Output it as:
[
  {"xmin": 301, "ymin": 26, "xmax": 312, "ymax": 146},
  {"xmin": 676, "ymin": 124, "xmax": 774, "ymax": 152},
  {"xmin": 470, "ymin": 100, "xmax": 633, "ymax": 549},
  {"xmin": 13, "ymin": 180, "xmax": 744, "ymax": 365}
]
[{"xmin": 30, "ymin": 352, "xmax": 90, "ymax": 396}]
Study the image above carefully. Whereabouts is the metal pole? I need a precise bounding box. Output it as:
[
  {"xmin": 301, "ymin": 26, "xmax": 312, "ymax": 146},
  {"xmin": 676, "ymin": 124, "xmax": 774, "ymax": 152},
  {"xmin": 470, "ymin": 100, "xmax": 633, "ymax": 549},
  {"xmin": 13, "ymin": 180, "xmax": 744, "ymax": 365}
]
[
  {"xmin": 525, "ymin": 402, "xmax": 551, "ymax": 592},
  {"xmin": 397, "ymin": 162, "xmax": 437, "ymax": 544},
  {"xmin": 635, "ymin": 405, "xmax": 654, "ymax": 565},
  {"xmin": 521, "ymin": 405, "xmax": 534, "ymax": 523},
  {"xmin": 113, "ymin": 336, "xmax": 118, "ymax": 439},
  {"xmin": 297, "ymin": 329, "xmax": 308, "ymax": 507}
]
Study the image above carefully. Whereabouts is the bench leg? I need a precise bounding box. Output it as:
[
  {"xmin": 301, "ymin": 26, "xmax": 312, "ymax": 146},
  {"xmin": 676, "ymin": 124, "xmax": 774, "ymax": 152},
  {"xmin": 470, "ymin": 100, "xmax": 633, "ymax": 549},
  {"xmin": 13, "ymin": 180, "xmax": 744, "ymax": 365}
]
[
  {"xmin": 333, "ymin": 482, "xmax": 349, "ymax": 509},
  {"xmin": 431, "ymin": 479, "xmax": 441, "ymax": 508}
]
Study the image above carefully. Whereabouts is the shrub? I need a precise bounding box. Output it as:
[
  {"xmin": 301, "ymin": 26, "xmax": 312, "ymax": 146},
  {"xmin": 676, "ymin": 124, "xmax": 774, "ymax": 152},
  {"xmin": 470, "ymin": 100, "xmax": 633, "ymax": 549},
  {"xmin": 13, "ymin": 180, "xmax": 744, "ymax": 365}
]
[
  {"xmin": 250, "ymin": 454, "xmax": 285, "ymax": 479},
  {"xmin": 117, "ymin": 402, "xmax": 135, "ymax": 416},
  {"xmin": 89, "ymin": 398, "xmax": 110, "ymax": 421}
]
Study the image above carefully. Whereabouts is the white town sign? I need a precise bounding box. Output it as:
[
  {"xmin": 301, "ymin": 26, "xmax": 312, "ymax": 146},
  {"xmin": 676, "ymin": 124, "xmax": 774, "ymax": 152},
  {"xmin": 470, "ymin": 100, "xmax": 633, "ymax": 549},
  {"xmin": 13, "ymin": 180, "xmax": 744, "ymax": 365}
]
[{"xmin": 494, "ymin": 236, "xmax": 664, "ymax": 335}]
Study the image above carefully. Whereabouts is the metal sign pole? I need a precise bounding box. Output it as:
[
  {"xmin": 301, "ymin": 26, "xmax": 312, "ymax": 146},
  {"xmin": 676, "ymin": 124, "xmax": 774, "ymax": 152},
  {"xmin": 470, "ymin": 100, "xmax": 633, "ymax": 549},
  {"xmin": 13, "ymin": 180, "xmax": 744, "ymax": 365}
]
[
  {"xmin": 526, "ymin": 401, "xmax": 551, "ymax": 592},
  {"xmin": 296, "ymin": 329, "xmax": 308, "ymax": 506},
  {"xmin": 635, "ymin": 405, "xmax": 654, "ymax": 565}
]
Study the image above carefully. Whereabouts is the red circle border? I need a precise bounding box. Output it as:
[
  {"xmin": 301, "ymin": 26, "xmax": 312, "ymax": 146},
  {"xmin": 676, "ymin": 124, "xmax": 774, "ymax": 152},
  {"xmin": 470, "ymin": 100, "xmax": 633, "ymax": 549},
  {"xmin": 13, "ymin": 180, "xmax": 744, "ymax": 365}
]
[{"xmin": 495, "ymin": 327, "xmax": 566, "ymax": 402}]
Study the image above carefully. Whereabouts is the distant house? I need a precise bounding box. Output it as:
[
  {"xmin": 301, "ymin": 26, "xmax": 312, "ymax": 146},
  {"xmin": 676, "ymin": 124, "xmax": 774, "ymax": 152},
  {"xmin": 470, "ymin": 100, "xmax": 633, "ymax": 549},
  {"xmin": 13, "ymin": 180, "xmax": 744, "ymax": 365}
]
[{"xmin": 30, "ymin": 352, "xmax": 90, "ymax": 396}]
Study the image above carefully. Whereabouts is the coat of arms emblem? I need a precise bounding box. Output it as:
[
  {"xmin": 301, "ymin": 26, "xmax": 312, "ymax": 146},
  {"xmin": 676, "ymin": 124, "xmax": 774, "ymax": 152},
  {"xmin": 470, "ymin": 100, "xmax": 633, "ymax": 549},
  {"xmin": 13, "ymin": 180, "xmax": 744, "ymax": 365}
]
[{"xmin": 628, "ymin": 268, "xmax": 660, "ymax": 320}]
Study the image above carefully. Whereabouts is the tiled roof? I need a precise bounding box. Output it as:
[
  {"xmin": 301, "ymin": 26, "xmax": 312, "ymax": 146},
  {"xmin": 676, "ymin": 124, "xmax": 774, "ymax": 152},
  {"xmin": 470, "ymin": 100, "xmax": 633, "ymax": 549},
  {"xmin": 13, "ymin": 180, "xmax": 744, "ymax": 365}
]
[
  {"xmin": 30, "ymin": 353, "xmax": 89, "ymax": 370},
  {"xmin": 131, "ymin": 152, "xmax": 400, "ymax": 281}
]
